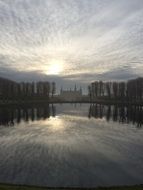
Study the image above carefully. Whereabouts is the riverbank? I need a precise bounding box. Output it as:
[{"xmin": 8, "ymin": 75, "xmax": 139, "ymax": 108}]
[
  {"xmin": 0, "ymin": 184, "xmax": 143, "ymax": 190},
  {"xmin": 0, "ymin": 99, "xmax": 143, "ymax": 107}
]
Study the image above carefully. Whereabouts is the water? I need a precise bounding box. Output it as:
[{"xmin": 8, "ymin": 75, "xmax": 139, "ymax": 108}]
[{"xmin": 0, "ymin": 104, "xmax": 143, "ymax": 187}]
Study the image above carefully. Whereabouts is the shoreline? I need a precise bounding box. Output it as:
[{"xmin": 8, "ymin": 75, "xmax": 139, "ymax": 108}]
[{"xmin": 0, "ymin": 100, "xmax": 143, "ymax": 107}]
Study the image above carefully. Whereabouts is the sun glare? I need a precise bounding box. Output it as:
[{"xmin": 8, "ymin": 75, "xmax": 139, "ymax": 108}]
[{"xmin": 45, "ymin": 59, "xmax": 64, "ymax": 75}]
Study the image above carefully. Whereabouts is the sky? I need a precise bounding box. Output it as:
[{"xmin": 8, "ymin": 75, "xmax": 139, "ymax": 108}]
[{"xmin": 0, "ymin": 0, "xmax": 143, "ymax": 92}]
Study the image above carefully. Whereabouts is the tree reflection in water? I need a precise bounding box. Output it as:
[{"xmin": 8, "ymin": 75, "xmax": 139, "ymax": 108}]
[
  {"xmin": 0, "ymin": 104, "xmax": 142, "ymax": 128},
  {"xmin": 0, "ymin": 104, "xmax": 56, "ymax": 127},
  {"xmin": 89, "ymin": 104, "xmax": 143, "ymax": 128}
]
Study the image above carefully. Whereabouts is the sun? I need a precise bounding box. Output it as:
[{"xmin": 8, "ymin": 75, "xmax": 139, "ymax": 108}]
[{"xmin": 45, "ymin": 59, "xmax": 64, "ymax": 75}]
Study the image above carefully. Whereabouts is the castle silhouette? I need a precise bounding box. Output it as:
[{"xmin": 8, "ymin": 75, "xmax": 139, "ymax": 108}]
[{"xmin": 60, "ymin": 85, "xmax": 82, "ymax": 101}]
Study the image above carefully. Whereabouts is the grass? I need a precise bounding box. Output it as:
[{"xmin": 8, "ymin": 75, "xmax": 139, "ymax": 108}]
[{"xmin": 0, "ymin": 184, "xmax": 143, "ymax": 190}]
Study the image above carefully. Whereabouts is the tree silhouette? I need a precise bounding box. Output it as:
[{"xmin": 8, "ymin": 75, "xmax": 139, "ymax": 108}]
[
  {"xmin": 51, "ymin": 82, "xmax": 56, "ymax": 98},
  {"xmin": 88, "ymin": 77, "xmax": 143, "ymax": 103}
]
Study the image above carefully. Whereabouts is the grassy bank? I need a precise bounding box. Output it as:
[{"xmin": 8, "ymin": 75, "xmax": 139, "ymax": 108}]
[{"xmin": 0, "ymin": 184, "xmax": 143, "ymax": 190}]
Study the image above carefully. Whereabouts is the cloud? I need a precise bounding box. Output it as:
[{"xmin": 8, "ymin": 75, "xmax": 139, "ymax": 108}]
[{"xmin": 0, "ymin": 0, "xmax": 143, "ymax": 87}]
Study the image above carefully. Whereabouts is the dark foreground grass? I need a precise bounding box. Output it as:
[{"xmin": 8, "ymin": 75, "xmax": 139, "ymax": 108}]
[{"xmin": 0, "ymin": 184, "xmax": 143, "ymax": 190}]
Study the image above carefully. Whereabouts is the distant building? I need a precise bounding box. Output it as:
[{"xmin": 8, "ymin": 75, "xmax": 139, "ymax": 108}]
[{"xmin": 60, "ymin": 85, "xmax": 82, "ymax": 101}]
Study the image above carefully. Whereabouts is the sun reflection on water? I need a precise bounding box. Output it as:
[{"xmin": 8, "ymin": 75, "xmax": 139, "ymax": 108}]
[{"xmin": 42, "ymin": 116, "xmax": 66, "ymax": 131}]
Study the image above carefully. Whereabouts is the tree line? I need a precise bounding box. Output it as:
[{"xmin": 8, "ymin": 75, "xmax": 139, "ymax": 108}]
[
  {"xmin": 0, "ymin": 77, "xmax": 56, "ymax": 101},
  {"xmin": 88, "ymin": 77, "xmax": 143, "ymax": 102},
  {"xmin": 1, "ymin": 76, "xmax": 143, "ymax": 102}
]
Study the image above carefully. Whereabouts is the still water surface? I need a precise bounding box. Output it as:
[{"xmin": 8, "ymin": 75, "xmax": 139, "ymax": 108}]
[{"xmin": 0, "ymin": 104, "xmax": 143, "ymax": 187}]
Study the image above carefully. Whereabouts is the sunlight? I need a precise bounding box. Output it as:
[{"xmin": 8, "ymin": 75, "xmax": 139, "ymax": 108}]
[
  {"xmin": 41, "ymin": 116, "xmax": 66, "ymax": 131},
  {"xmin": 44, "ymin": 59, "xmax": 64, "ymax": 75}
]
